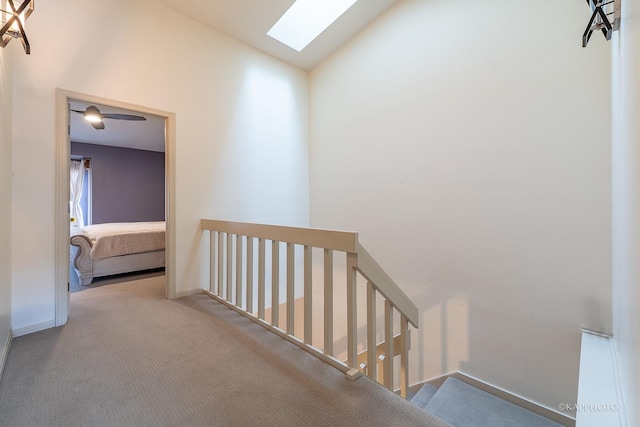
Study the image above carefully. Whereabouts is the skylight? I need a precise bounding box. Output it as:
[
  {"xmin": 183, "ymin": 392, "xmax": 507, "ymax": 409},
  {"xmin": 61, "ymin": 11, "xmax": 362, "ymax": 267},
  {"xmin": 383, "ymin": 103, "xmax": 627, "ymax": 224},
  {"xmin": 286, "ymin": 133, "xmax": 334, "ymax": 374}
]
[{"xmin": 267, "ymin": 0, "xmax": 359, "ymax": 52}]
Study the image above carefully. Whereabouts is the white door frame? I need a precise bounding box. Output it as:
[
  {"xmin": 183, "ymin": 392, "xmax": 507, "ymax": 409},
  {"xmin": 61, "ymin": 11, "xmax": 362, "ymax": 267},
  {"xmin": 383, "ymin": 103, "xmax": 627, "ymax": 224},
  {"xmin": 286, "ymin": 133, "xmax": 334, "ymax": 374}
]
[{"xmin": 55, "ymin": 88, "xmax": 177, "ymax": 326}]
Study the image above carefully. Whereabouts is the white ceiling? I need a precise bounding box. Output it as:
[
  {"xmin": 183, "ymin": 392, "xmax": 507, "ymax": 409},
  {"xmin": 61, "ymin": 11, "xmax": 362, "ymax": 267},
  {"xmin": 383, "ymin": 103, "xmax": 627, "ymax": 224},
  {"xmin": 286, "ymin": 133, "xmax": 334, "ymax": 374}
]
[
  {"xmin": 69, "ymin": 101, "xmax": 166, "ymax": 152},
  {"xmin": 151, "ymin": 0, "xmax": 401, "ymax": 71},
  {"xmin": 71, "ymin": 1, "xmax": 399, "ymax": 148}
]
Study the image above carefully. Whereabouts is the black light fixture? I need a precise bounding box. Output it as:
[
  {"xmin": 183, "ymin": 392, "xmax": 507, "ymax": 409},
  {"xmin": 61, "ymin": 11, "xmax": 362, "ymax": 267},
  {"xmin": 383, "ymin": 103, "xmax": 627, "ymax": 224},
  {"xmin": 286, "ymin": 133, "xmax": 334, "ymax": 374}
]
[
  {"xmin": 583, "ymin": 0, "xmax": 620, "ymax": 47},
  {"xmin": 0, "ymin": 0, "xmax": 34, "ymax": 54}
]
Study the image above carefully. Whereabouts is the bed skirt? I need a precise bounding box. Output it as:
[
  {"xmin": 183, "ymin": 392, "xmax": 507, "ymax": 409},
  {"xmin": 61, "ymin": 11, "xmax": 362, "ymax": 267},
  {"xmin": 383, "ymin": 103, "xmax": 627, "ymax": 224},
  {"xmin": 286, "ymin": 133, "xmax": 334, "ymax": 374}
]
[{"xmin": 70, "ymin": 228, "xmax": 165, "ymax": 286}]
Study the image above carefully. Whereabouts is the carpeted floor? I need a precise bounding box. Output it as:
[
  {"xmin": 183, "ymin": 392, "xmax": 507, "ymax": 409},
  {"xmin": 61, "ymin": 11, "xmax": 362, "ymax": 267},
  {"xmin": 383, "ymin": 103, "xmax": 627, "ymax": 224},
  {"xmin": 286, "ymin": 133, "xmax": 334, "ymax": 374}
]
[
  {"xmin": 69, "ymin": 265, "xmax": 165, "ymax": 293},
  {"xmin": 0, "ymin": 277, "xmax": 450, "ymax": 427}
]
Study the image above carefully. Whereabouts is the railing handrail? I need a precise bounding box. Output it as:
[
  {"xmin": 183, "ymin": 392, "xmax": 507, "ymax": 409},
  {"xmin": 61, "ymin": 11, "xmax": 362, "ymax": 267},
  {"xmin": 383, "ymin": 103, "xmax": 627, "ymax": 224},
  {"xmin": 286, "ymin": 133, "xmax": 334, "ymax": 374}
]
[
  {"xmin": 200, "ymin": 219, "xmax": 418, "ymax": 326},
  {"xmin": 201, "ymin": 219, "xmax": 358, "ymax": 253},
  {"xmin": 354, "ymin": 243, "xmax": 419, "ymax": 328}
]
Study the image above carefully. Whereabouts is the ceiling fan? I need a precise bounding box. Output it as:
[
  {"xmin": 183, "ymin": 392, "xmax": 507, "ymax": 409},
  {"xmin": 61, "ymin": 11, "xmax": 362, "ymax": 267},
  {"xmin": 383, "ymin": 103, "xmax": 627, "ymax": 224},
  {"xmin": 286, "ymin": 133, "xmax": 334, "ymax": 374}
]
[{"xmin": 71, "ymin": 105, "xmax": 147, "ymax": 130}]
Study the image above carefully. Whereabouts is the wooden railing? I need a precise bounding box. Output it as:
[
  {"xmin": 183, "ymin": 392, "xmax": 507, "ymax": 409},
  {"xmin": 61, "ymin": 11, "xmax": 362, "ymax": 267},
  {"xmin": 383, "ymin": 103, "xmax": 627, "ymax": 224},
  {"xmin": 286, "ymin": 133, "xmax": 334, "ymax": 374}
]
[{"xmin": 200, "ymin": 219, "xmax": 419, "ymax": 397}]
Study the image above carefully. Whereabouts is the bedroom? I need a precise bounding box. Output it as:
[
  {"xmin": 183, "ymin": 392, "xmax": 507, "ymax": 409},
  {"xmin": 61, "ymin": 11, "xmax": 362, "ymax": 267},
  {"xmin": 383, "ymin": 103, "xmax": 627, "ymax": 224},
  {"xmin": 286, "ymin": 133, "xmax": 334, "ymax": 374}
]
[{"xmin": 68, "ymin": 100, "xmax": 167, "ymax": 291}]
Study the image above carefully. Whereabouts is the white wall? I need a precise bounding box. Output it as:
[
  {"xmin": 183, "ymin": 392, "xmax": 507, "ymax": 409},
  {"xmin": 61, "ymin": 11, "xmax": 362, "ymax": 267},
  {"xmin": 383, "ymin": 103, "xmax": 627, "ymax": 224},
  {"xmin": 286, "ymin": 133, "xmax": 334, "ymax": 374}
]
[
  {"xmin": 309, "ymin": 0, "xmax": 611, "ymax": 410},
  {"xmin": 10, "ymin": 0, "xmax": 309, "ymax": 330},
  {"xmin": 612, "ymin": 0, "xmax": 640, "ymax": 423},
  {"xmin": 0, "ymin": 35, "xmax": 14, "ymax": 373}
]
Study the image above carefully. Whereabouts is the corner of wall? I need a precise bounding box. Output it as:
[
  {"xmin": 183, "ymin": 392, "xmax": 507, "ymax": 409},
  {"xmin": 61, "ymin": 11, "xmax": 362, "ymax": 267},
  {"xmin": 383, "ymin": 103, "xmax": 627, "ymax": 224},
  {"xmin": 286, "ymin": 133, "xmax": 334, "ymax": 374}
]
[
  {"xmin": 0, "ymin": 42, "xmax": 15, "ymax": 386},
  {"xmin": 610, "ymin": 338, "xmax": 631, "ymax": 427},
  {"xmin": 0, "ymin": 329, "xmax": 13, "ymax": 384},
  {"xmin": 611, "ymin": 1, "xmax": 640, "ymax": 425}
]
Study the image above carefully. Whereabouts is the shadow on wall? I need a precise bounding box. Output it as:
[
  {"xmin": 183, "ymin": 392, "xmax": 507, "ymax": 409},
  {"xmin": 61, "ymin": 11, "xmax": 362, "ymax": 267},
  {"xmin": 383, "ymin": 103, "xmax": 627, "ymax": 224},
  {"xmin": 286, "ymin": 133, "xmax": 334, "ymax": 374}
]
[
  {"xmin": 412, "ymin": 282, "xmax": 583, "ymax": 412},
  {"xmin": 199, "ymin": 229, "xmax": 489, "ymax": 395},
  {"xmin": 410, "ymin": 285, "xmax": 469, "ymax": 382},
  {"xmin": 303, "ymin": 254, "xmax": 470, "ymax": 393}
]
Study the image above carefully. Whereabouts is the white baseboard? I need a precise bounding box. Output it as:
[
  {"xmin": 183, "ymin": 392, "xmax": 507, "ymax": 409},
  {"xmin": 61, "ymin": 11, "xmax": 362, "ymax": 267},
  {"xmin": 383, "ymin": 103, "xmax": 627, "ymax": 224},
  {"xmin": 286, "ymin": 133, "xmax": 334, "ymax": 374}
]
[
  {"xmin": 413, "ymin": 371, "xmax": 575, "ymax": 427},
  {"xmin": 0, "ymin": 329, "xmax": 13, "ymax": 383},
  {"xmin": 175, "ymin": 287, "xmax": 204, "ymax": 298},
  {"xmin": 12, "ymin": 320, "xmax": 56, "ymax": 338}
]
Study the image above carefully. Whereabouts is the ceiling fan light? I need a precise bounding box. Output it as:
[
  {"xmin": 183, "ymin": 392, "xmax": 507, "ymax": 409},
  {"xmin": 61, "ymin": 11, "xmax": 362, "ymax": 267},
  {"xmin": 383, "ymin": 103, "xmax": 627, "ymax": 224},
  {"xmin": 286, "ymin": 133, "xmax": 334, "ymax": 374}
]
[{"xmin": 83, "ymin": 106, "xmax": 103, "ymax": 123}]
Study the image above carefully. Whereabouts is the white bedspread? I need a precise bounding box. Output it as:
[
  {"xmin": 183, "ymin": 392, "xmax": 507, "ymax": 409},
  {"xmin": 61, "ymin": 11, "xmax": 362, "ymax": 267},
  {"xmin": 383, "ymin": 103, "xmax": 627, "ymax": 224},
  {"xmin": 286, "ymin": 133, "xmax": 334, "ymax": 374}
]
[{"xmin": 81, "ymin": 221, "xmax": 165, "ymax": 260}]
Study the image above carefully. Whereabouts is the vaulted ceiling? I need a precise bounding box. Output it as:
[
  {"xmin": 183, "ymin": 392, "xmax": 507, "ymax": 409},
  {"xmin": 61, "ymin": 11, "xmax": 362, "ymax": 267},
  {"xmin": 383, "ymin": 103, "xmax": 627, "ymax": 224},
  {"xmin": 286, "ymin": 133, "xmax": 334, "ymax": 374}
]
[
  {"xmin": 72, "ymin": 1, "xmax": 401, "ymax": 149},
  {"xmin": 151, "ymin": 0, "xmax": 401, "ymax": 71}
]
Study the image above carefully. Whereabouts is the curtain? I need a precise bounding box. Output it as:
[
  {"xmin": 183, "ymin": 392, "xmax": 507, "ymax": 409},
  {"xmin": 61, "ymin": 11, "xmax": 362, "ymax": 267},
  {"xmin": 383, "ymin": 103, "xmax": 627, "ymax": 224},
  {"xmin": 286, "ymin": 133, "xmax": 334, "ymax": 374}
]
[{"xmin": 70, "ymin": 159, "xmax": 85, "ymax": 227}]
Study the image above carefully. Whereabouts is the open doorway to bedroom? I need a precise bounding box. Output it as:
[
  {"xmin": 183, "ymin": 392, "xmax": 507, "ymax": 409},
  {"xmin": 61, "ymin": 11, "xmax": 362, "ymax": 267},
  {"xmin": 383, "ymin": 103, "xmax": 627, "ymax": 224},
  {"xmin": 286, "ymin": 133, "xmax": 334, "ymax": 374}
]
[
  {"xmin": 68, "ymin": 100, "xmax": 167, "ymax": 292},
  {"xmin": 55, "ymin": 89, "xmax": 176, "ymax": 326}
]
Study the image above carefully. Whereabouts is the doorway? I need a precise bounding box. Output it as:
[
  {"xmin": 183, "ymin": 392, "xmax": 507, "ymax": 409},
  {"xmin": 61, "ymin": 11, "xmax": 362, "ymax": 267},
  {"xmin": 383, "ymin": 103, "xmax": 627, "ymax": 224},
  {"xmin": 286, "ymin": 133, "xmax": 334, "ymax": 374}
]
[{"xmin": 55, "ymin": 89, "xmax": 176, "ymax": 326}]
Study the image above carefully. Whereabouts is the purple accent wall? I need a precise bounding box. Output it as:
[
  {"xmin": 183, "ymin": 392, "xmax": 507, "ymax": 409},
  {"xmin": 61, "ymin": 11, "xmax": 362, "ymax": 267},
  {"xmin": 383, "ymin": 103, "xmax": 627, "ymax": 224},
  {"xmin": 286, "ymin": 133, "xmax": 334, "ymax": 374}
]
[{"xmin": 71, "ymin": 142, "xmax": 165, "ymax": 224}]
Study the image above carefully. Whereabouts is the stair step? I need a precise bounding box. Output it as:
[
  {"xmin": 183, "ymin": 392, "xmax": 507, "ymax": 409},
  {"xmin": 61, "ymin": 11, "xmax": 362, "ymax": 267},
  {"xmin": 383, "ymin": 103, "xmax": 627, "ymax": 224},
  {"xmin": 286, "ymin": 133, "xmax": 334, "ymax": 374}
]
[
  {"xmin": 411, "ymin": 383, "xmax": 439, "ymax": 409},
  {"xmin": 424, "ymin": 377, "xmax": 562, "ymax": 427}
]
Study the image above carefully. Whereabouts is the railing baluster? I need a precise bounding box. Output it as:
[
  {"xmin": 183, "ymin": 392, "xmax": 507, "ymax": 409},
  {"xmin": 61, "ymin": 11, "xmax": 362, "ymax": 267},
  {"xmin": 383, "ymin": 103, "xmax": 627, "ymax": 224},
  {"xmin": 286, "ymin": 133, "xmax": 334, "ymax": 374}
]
[
  {"xmin": 210, "ymin": 231, "xmax": 216, "ymax": 294},
  {"xmin": 227, "ymin": 233, "xmax": 233, "ymax": 302},
  {"xmin": 303, "ymin": 245, "xmax": 312, "ymax": 345},
  {"xmin": 246, "ymin": 237, "xmax": 254, "ymax": 314},
  {"xmin": 324, "ymin": 249, "xmax": 333, "ymax": 355},
  {"xmin": 286, "ymin": 243, "xmax": 295, "ymax": 335},
  {"xmin": 383, "ymin": 299, "xmax": 393, "ymax": 390},
  {"xmin": 217, "ymin": 232, "xmax": 224, "ymax": 297},
  {"xmin": 200, "ymin": 220, "xmax": 418, "ymax": 400},
  {"xmin": 346, "ymin": 252, "xmax": 358, "ymax": 368},
  {"xmin": 272, "ymin": 240, "xmax": 280, "ymax": 327},
  {"xmin": 367, "ymin": 282, "xmax": 377, "ymax": 380},
  {"xmin": 236, "ymin": 234, "xmax": 243, "ymax": 308},
  {"xmin": 258, "ymin": 238, "xmax": 265, "ymax": 319},
  {"xmin": 400, "ymin": 314, "xmax": 409, "ymax": 398}
]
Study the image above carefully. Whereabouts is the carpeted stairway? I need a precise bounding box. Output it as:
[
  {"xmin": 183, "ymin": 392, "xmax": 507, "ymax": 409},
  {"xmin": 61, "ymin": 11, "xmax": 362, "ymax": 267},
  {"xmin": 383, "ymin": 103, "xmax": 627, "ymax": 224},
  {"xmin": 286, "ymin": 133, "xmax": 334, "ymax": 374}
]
[{"xmin": 411, "ymin": 377, "xmax": 564, "ymax": 427}]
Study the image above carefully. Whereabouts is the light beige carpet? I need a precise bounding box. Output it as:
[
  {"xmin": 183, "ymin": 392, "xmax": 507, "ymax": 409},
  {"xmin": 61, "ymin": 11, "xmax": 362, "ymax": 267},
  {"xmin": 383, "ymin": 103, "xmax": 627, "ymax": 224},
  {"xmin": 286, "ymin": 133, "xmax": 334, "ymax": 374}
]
[
  {"xmin": 68, "ymin": 263, "xmax": 164, "ymax": 293},
  {"xmin": 0, "ymin": 276, "xmax": 450, "ymax": 427}
]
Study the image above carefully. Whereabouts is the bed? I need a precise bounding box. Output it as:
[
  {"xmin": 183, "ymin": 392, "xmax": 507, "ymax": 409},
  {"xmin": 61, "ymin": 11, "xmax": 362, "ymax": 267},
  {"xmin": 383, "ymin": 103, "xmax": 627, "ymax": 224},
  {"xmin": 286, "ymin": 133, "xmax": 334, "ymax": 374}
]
[{"xmin": 70, "ymin": 221, "xmax": 166, "ymax": 286}]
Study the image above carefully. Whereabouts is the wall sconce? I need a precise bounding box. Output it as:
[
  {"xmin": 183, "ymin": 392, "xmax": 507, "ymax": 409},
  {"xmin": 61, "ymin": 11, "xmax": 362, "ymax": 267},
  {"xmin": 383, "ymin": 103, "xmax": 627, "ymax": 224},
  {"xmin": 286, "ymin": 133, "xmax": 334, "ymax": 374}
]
[
  {"xmin": 583, "ymin": 0, "xmax": 620, "ymax": 47},
  {"xmin": 0, "ymin": 0, "xmax": 34, "ymax": 54}
]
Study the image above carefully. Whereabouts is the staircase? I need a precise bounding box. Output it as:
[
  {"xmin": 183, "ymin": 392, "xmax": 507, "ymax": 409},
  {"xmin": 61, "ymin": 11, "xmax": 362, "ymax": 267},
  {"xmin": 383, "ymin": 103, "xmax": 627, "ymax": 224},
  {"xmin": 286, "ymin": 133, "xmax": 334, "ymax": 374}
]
[
  {"xmin": 200, "ymin": 219, "xmax": 417, "ymax": 396},
  {"xmin": 200, "ymin": 219, "xmax": 571, "ymax": 427},
  {"xmin": 410, "ymin": 377, "xmax": 565, "ymax": 427}
]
